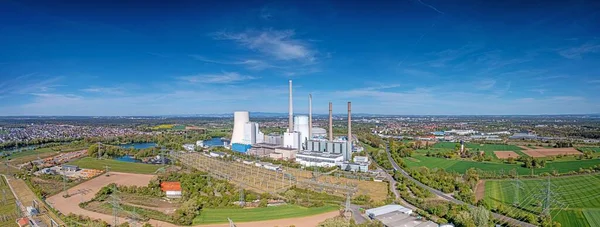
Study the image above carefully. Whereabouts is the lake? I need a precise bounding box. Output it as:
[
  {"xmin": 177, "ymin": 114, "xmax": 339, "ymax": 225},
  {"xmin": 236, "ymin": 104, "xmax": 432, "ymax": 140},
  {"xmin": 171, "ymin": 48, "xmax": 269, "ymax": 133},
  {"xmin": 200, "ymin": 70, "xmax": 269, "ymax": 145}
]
[
  {"xmin": 203, "ymin": 138, "xmax": 228, "ymax": 147},
  {"xmin": 119, "ymin": 142, "xmax": 157, "ymax": 149},
  {"xmin": 114, "ymin": 155, "xmax": 142, "ymax": 163}
]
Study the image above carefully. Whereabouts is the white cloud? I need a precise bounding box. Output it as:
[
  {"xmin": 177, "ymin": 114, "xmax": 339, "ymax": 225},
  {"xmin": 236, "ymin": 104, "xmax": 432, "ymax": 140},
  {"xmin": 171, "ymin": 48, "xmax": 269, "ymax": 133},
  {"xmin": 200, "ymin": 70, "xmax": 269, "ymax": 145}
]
[
  {"xmin": 473, "ymin": 79, "xmax": 496, "ymax": 90},
  {"xmin": 558, "ymin": 42, "xmax": 600, "ymax": 59},
  {"xmin": 213, "ymin": 29, "xmax": 316, "ymax": 62},
  {"xmin": 190, "ymin": 55, "xmax": 275, "ymax": 70},
  {"xmin": 80, "ymin": 86, "xmax": 125, "ymax": 95},
  {"xmin": 178, "ymin": 72, "xmax": 258, "ymax": 84},
  {"xmin": 551, "ymin": 96, "xmax": 585, "ymax": 101}
]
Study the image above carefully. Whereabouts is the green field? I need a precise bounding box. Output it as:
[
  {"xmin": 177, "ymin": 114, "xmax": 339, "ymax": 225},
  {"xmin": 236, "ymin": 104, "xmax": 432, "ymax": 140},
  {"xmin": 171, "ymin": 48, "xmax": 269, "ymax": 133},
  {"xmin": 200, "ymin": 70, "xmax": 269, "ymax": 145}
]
[
  {"xmin": 403, "ymin": 154, "xmax": 600, "ymax": 175},
  {"xmin": 485, "ymin": 174, "xmax": 600, "ymax": 226},
  {"xmin": 0, "ymin": 176, "xmax": 18, "ymax": 227},
  {"xmin": 431, "ymin": 142, "xmax": 526, "ymax": 159},
  {"xmin": 68, "ymin": 157, "xmax": 164, "ymax": 174},
  {"xmin": 579, "ymin": 147, "xmax": 600, "ymax": 153},
  {"xmin": 192, "ymin": 205, "xmax": 338, "ymax": 224}
]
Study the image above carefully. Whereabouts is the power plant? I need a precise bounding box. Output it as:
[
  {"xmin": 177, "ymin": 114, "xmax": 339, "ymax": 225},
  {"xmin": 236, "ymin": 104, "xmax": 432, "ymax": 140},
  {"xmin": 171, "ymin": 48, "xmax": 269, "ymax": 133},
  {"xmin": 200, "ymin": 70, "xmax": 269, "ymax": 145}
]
[{"xmin": 229, "ymin": 79, "xmax": 367, "ymax": 171}]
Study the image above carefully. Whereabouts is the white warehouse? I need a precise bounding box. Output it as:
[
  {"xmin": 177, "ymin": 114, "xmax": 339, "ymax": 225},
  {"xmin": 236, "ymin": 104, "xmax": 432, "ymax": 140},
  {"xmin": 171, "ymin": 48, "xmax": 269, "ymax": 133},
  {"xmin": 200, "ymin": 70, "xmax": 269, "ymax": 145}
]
[{"xmin": 295, "ymin": 151, "xmax": 343, "ymax": 167}]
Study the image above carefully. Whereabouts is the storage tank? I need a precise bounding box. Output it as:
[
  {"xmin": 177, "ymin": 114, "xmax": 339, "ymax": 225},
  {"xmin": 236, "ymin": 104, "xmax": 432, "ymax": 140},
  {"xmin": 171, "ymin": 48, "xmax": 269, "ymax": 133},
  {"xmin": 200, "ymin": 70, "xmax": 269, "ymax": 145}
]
[
  {"xmin": 231, "ymin": 111, "xmax": 250, "ymax": 144},
  {"xmin": 294, "ymin": 115, "xmax": 309, "ymax": 149}
]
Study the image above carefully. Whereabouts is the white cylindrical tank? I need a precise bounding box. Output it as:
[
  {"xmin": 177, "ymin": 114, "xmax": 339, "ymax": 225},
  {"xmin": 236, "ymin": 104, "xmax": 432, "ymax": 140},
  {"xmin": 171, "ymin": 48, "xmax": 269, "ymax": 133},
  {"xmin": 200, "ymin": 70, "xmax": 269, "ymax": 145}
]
[
  {"xmin": 231, "ymin": 111, "xmax": 249, "ymax": 144},
  {"xmin": 294, "ymin": 115, "xmax": 309, "ymax": 148}
]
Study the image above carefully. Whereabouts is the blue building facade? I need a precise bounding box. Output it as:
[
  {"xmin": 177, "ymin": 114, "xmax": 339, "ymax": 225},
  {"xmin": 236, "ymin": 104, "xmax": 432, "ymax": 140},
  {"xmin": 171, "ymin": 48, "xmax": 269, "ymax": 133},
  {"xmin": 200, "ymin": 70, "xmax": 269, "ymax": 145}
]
[{"xmin": 231, "ymin": 143, "xmax": 252, "ymax": 153}]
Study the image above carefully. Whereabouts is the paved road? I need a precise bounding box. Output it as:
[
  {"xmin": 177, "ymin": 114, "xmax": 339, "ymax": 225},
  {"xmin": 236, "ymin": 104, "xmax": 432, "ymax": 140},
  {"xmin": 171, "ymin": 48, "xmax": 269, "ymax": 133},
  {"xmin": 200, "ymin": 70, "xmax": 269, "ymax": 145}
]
[
  {"xmin": 349, "ymin": 204, "xmax": 368, "ymax": 224},
  {"xmin": 383, "ymin": 144, "xmax": 537, "ymax": 227}
]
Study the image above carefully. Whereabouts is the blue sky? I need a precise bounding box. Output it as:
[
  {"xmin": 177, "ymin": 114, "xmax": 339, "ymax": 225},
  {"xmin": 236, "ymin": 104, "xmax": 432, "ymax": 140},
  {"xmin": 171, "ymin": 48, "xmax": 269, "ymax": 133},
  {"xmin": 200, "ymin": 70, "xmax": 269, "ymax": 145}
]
[{"xmin": 1, "ymin": 0, "xmax": 599, "ymax": 116}]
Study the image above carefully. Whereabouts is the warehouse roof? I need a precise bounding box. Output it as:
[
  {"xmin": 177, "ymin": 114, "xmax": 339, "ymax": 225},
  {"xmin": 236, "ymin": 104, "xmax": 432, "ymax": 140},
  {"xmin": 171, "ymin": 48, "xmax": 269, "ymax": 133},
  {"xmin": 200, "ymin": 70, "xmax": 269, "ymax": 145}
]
[{"xmin": 366, "ymin": 204, "xmax": 412, "ymax": 217}]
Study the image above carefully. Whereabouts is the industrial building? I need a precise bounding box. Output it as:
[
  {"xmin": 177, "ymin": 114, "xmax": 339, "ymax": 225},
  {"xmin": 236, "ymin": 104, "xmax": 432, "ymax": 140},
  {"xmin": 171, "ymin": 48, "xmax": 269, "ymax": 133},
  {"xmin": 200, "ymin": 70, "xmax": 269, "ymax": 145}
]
[
  {"xmin": 230, "ymin": 111, "xmax": 266, "ymax": 152},
  {"xmin": 229, "ymin": 79, "xmax": 365, "ymax": 171},
  {"xmin": 366, "ymin": 205, "xmax": 436, "ymax": 227},
  {"xmin": 296, "ymin": 151, "xmax": 343, "ymax": 167},
  {"xmin": 160, "ymin": 182, "xmax": 182, "ymax": 198}
]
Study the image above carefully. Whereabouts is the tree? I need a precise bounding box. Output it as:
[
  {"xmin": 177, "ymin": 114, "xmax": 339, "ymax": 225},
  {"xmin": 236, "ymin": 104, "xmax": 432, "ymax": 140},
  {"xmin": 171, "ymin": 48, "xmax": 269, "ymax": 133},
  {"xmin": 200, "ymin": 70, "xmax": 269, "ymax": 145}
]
[
  {"xmin": 506, "ymin": 157, "xmax": 515, "ymax": 164},
  {"xmin": 454, "ymin": 210, "xmax": 476, "ymax": 227},
  {"xmin": 88, "ymin": 144, "xmax": 99, "ymax": 157},
  {"xmin": 470, "ymin": 206, "xmax": 490, "ymax": 227}
]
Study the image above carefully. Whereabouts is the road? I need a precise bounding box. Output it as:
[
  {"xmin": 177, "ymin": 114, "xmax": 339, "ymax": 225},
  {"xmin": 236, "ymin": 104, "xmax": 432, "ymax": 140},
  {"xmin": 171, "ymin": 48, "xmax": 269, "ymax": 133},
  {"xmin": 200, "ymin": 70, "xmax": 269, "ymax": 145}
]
[{"xmin": 383, "ymin": 144, "xmax": 537, "ymax": 227}]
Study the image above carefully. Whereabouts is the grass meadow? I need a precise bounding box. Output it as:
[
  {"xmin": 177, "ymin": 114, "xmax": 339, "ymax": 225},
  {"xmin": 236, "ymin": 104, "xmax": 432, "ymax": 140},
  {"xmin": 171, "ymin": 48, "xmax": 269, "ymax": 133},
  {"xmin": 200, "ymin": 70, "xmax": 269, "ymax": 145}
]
[
  {"xmin": 192, "ymin": 205, "xmax": 338, "ymax": 224},
  {"xmin": 485, "ymin": 174, "xmax": 600, "ymax": 226},
  {"xmin": 68, "ymin": 157, "xmax": 164, "ymax": 174}
]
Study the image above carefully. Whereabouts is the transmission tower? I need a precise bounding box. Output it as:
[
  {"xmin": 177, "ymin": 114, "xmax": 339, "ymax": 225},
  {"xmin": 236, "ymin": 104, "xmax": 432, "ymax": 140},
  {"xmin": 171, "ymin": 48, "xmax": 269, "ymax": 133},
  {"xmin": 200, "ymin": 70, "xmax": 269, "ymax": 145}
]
[
  {"xmin": 62, "ymin": 170, "xmax": 69, "ymax": 197},
  {"xmin": 2, "ymin": 189, "xmax": 6, "ymax": 205},
  {"xmin": 227, "ymin": 217, "xmax": 236, "ymax": 227},
  {"xmin": 109, "ymin": 184, "xmax": 121, "ymax": 226},
  {"xmin": 344, "ymin": 192, "xmax": 352, "ymax": 220},
  {"xmin": 512, "ymin": 174, "xmax": 524, "ymax": 206},
  {"xmin": 239, "ymin": 187, "xmax": 245, "ymax": 207},
  {"xmin": 129, "ymin": 206, "xmax": 141, "ymax": 227},
  {"xmin": 97, "ymin": 142, "xmax": 103, "ymax": 159},
  {"xmin": 532, "ymin": 176, "xmax": 566, "ymax": 219}
]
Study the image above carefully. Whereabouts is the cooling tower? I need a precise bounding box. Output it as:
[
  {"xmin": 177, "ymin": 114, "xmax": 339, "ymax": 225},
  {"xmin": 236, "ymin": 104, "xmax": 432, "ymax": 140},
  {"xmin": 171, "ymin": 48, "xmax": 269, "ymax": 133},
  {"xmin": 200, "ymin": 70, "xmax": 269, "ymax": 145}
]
[
  {"xmin": 294, "ymin": 115, "xmax": 310, "ymax": 148},
  {"xmin": 231, "ymin": 111, "xmax": 250, "ymax": 144}
]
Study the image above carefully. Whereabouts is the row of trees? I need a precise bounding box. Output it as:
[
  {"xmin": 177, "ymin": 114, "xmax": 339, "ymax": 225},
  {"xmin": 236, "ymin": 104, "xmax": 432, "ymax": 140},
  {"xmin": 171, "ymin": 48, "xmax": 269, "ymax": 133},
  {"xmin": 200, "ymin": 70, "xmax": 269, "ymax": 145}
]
[{"xmin": 408, "ymin": 167, "xmax": 476, "ymax": 203}]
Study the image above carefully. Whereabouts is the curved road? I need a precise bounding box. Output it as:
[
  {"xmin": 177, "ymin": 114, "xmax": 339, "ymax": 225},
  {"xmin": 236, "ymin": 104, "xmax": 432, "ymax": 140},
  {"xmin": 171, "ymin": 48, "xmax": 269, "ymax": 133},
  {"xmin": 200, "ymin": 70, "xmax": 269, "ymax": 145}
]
[{"xmin": 383, "ymin": 144, "xmax": 536, "ymax": 227}]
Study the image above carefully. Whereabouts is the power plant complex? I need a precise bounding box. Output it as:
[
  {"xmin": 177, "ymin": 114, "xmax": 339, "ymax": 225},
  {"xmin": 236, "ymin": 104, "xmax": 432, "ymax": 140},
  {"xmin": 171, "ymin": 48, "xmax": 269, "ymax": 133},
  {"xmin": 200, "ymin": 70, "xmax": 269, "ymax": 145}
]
[{"xmin": 228, "ymin": 80, "xmax": 369, "ymax": 171}]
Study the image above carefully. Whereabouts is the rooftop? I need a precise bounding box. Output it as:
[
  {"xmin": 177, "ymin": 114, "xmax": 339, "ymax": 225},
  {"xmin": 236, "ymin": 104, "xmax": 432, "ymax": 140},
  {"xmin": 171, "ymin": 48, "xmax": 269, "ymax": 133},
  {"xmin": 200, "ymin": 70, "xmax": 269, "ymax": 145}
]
[
  {"xmin": 160, "ymin": 182, "xmax": 182, "ymax": 191},
  {"xmin": 297, "ymin": 151, "xmax": 343, "ymax": 159}
]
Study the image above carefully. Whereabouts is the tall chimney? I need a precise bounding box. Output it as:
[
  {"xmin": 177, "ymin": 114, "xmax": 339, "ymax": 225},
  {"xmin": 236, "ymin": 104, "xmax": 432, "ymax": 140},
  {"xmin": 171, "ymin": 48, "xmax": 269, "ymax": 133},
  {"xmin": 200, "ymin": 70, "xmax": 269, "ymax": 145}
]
[
  {"xmin": 309, "ymin": 94, "xmax": 312, "ymax": 140},
  {"xmin": 288, "ymin": 80, "xmax": 293, "ymax": 132},
  {"xmin": 348, "ymin": 102, "xmax": 352, "ymax": 150},
  {"xmin": 329, "ymin": 102, "xmax": 333, "ymax": 141}
]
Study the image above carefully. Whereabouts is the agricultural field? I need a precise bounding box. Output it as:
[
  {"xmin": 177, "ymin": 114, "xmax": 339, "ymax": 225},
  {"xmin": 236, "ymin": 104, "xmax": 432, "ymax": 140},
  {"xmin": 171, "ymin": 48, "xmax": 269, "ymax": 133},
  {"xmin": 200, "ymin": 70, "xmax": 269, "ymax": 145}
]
[
  {"xmin": 484, "ymin": 174, "xmax": 600, "ymax": 226},
  {"xmin": 0, "ymin": 177, "xmax": 18, "ymax": 227},
  {"xmin": 579, "ymin": 147, "xmax": 600, "ymax": 153},
  {"xmin": 430, "ymin": 142, "xmax": 526, "ymax": 159},
  {"xmin": 7, "ymin": 144, "xmax": 88, "ymax": 164},
  {"xmin": 69, "ymin": 157, "xmax": 164, "ymax": 174},
  {"xmin": 151, "ymin": 124, "xmax": 174, "ymax": 130},
  {"xmin": 192, "ymin": 205, "xmax": 338, "ymax": 224},
  {"xmin": 403, "ymin": 154, "xmax": 600, "ymax": 175}
]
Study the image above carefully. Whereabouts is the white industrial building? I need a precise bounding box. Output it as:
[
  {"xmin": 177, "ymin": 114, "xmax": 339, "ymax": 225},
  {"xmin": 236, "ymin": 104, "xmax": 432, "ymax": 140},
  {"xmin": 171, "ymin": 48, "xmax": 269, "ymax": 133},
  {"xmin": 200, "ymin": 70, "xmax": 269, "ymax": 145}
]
[
  {"xmin": 231, "ymin": 111, "xmax": 266, "ymax": 152},
  {"xmin": 196, "ymin": 140, "xmax": 204, "ymax": 148},
  {"xmin": 283, "ymin": 132, "xmax": 301, "ymax": 149},
  {"xmin": 182, "ymin": 144, "xmax": 195, "ymax": 152},
  {"xmin": 366, "ymin": 205, "xmax": 413, "ymax": 218},
  {"xmin": 294, "ymin": 115, "xmax": 310, "ymax": 148},
  {"xmin": 366, "ymin": 204, "xmax": 439, "ymax": 227},
  {"xmin": 296, "ymin": 151, "xmax": 343, "ymax": 167}
]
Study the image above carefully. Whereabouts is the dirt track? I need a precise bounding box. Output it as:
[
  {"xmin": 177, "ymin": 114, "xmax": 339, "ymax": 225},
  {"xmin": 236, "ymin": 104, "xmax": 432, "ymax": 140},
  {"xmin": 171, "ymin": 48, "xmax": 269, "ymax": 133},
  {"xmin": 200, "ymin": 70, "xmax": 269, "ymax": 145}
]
[
  {"xmin": 48, "ymin": 172, "xmax": 338, "ymax": 227},
  {"xmin": 474, "ymin": 180, "xmax": 485, "ymax": 201},
  {"xmin": 494, "ymin": 151, "xmax": 520, "ymax": 159}
]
